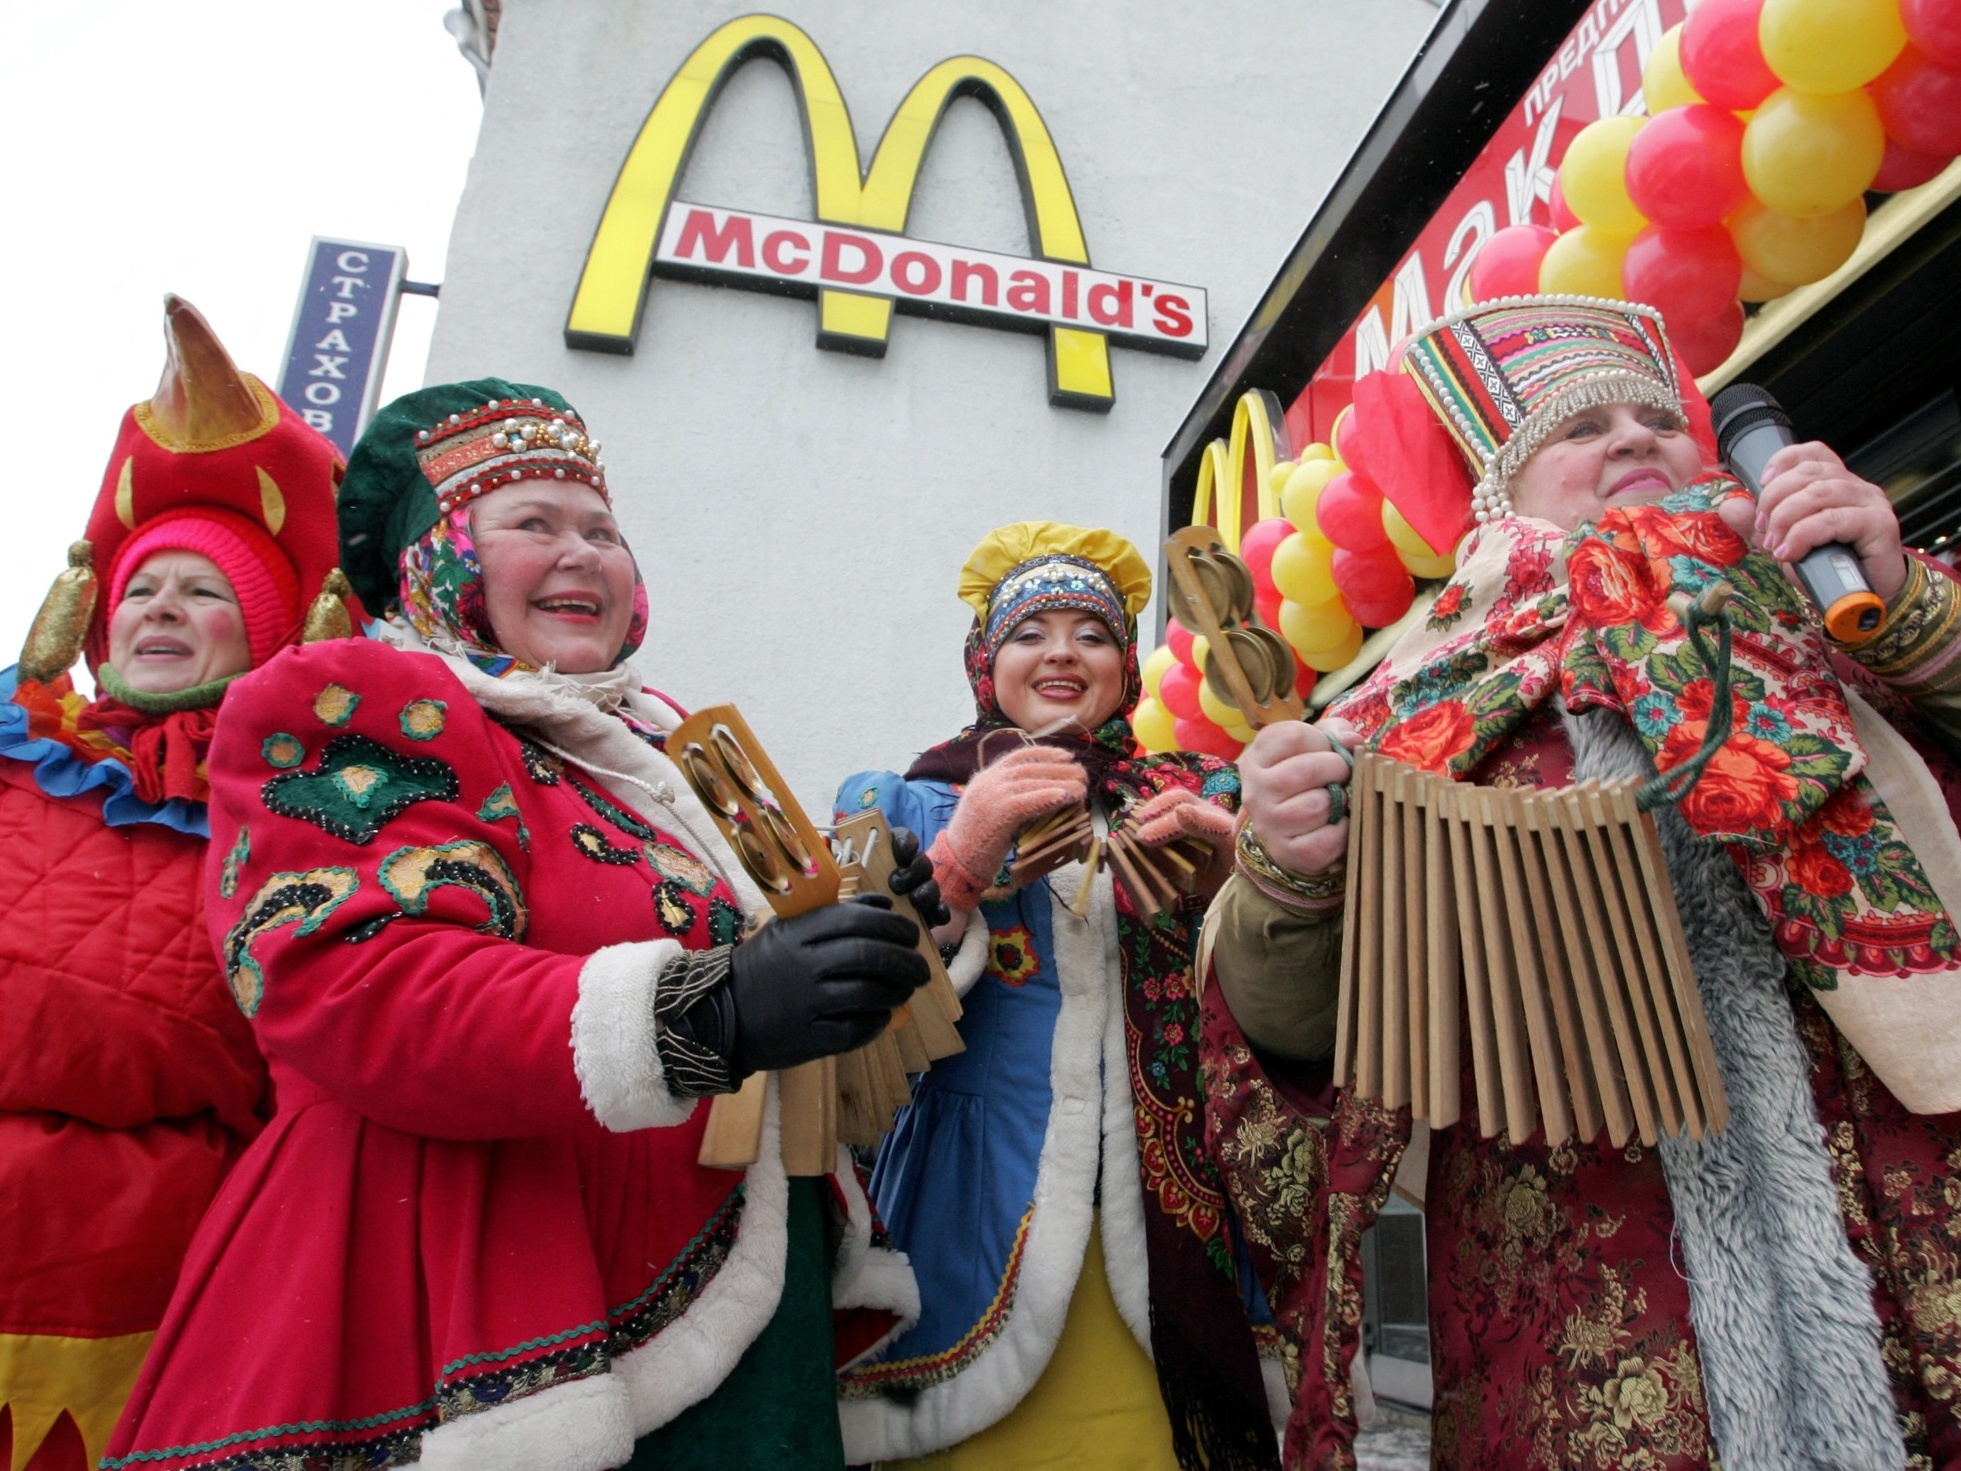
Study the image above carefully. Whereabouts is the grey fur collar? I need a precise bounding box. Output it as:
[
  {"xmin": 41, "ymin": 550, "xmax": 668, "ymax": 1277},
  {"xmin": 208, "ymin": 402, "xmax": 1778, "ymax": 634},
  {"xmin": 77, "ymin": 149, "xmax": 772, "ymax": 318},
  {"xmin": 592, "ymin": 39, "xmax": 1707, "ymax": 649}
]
[{"xmin": 1565, "ymin": 705, "xmax": 1905, "ymax": 1471}]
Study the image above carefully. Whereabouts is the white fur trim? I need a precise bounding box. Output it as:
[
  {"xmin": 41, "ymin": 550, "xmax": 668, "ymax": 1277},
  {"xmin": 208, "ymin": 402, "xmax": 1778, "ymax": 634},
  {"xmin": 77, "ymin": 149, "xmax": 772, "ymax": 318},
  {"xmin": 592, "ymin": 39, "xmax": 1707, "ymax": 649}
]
[
  {"xmin": 1095, "ymin": 873, "xmax": 1153, "ymax": 1355},
  {"xmin": 946, "ymin": 907, "xmax": 990, "ymax": 997},
  {"xmin": 840, "ymin": 859, "xmax": 1116, "ymax": 1463},
  {"xmin": 417, "ymin": 1372, "xmax": 632, "ymax": 1471},
  {"xmin": 830, "ymin": 1145, "xmax": 922, "ymax": 1365},
  {"xmin": 613, "ymin": 1079, "xmax": 791, "ymax": 1435},
  {"xmin": 570, "ymin": 940, "xmax": 697, "ymax": 1131}
]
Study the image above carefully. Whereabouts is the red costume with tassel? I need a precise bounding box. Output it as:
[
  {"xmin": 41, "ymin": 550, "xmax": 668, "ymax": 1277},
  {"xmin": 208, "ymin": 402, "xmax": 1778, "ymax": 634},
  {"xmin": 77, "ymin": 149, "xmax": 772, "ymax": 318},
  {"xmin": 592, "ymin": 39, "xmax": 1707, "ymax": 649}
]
[{"xmin": 0, "ymin": 298, "xmax": 350, "ymax": 1471}]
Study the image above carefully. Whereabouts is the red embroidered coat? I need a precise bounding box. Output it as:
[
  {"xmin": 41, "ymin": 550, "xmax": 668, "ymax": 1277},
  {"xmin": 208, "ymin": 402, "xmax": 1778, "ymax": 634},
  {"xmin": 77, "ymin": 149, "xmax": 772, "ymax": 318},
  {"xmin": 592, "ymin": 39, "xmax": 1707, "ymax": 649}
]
[{"xmin": 104, "ymin": 638, "xmax": 909, "ymax": 1471}]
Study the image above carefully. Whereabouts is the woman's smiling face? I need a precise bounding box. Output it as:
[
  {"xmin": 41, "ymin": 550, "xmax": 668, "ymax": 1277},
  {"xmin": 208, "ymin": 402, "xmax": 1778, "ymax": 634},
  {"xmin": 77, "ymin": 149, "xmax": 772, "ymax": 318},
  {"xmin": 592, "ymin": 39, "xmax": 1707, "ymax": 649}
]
[
  {"xmin": 991, "ymin": 610, "xmax": 1126, "ymax": 737},
  {"xmin": 1508, "ymin": 400, "xmax": 1705, "ymax": 530},
  {"xmin": 470, "ymin": 481, "xmax": 638, "ymax": 673}
]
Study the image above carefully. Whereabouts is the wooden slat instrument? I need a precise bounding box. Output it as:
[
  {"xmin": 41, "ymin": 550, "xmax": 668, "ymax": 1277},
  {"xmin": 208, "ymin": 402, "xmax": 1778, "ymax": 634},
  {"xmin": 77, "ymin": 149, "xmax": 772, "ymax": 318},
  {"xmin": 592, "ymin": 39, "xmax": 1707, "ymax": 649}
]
[
  {"xmin": 1334, "ymin": 754, "xmax": 1728, "ymax": 1149},
  {"xmin": 671, "ymin": 706, "xmax": 962, "ymax": 1173},
  {"xmin": 1163, "ymin": 525, "xmax": 1303, "ymax": 730}
]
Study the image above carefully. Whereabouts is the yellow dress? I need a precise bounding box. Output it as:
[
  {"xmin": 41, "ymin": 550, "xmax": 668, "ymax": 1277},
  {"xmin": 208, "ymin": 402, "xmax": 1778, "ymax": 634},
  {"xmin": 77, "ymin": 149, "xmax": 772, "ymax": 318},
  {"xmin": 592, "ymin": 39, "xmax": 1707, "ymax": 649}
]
[{"xmin": 881, "ymin": 1222, "xmax": 1179, "ymax": 1471}]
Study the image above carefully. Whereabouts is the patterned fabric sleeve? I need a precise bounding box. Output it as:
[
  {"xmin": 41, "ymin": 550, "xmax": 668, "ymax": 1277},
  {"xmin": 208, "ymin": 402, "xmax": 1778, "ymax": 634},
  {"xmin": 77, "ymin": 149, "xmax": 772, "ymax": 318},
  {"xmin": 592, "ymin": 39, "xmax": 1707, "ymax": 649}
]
[
  {"xmin": 1839, "ymin": 553, "xmax": 1961, "ymax": 724},
  {"xmin": 1204, "ymin": 873, "xmax": 1343, "ymax": 1063},
  {"xmin": 205, "ymin": 639, "xmax": 630, "ymax": 1141}
]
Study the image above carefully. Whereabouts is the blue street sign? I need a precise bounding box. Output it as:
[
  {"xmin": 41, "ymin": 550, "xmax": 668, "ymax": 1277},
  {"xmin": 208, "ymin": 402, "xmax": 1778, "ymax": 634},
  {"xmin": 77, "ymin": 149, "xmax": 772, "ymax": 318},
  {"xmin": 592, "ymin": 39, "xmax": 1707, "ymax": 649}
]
[{"xmin": 277, "ymin": 238, "xmax": 408, "ymax": 458}]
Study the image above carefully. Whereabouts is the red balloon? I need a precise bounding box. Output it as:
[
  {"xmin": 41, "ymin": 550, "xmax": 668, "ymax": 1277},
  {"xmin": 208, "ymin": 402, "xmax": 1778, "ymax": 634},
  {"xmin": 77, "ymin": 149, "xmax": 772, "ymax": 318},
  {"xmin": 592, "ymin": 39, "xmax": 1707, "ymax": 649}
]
[
  {"xmin": 1549, "ymin": 174, "xmax": 1580, "ymax": 232},
  {"xmin": 1294, "ymin": 657, "xmax": 1319, "ymax": 701},
  {"xmin": 1669, "ymin": 298, "xmax": 1746, "ymax": 377},
  {"xmin": 1681, "ymin": 0, "xmax": 1780, "ymax": 111},
  {"xmin": 1165, "ymin": 617, "xmax": 1195, "ymax": 666},
  {"xmin": 1469, "ymin": 225, "xmax": 1558, "ymax": 301},
  {"xmin": 1623, "ymin": 226, "xmax": 1743, "ymax": 327},
  {"xmin": 1159, "ymin": 661, "xmax": 1203, "ymax": 721},
  {"xmin": 1173, "ymin": 713, "xmax": 1242, "ymax": 760},
  {"xmin": 1904, "ymin": 0, "xmax": 1961, "ymax": 69},
  {"xmin": 1239, "ymin": 517, "xmax": 1293, "ymax": 592},
  {"xmin": 1255, "ymin": 583, "xmax": 1284, "ymax": 632},
  {"xmin": 1625, "ymin": 106, "xmax": 1749, "ymax": 230},
  {"xmin": 1872, "ymin": 46, "xmax": 1961, "ymax": 158},
  {"xmin": 1873, "ymin": 139, "xmax": 1952, "ymax": 190},
  {"xmin": 1331, "ymin": 544, "xmax": 1415, "ymax": 629},
  {"xmin": 1315, "ymin": 472, "xmax": 1391, "ymax": 551}
]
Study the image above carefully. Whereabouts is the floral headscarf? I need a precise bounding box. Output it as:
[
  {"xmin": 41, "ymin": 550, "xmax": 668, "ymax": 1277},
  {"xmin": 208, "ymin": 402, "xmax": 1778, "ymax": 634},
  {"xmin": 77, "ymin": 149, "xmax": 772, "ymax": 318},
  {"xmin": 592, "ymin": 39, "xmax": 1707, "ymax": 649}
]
[{"xmin": 396, "ymin": 506, "xmax": 649, "ymax": 679}]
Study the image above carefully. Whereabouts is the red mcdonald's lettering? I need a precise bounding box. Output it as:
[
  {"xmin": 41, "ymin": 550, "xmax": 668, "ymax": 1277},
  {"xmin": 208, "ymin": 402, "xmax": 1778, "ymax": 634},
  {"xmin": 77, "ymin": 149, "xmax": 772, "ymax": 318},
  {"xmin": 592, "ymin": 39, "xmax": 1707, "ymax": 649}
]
[
  {"xmin": 891, "ymin": 251, "xmax": 942, "ymax": 296},
  {"xmin": 1153, "ymin": 295, "xmax": 1193, "ymax": 338},
  {"xmin": 1061, "ymin": 269, "xmax": 1079, "ymax": 319},
  {"xmin": 1087, "ymin": 279, "xmax": 1132, "ymax": 329},
  {"xmin": 674, "ymin": 208, "xmax": 755, "ymax": 268},
  {"xmin": 1006, "ymin": 271, "xmax": 1050, "ymax": 314},
  {"xmin": 821, "ymin": 230, "xmax": 883, "ymax": 285},
  {"xmin": 762, "ymin": 229, "xmax": 810, "ymax": 274},
  {"xmin": 951, "ymin": 260, "xmax": 998, "ymax": 306}
]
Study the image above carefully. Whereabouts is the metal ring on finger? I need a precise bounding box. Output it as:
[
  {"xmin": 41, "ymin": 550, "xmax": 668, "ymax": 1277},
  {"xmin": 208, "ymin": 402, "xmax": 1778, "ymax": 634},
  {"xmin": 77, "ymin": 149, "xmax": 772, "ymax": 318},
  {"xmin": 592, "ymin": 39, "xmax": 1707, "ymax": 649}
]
[{"xmin": 1325, "ymin": 781, "xmax": 1349, "ymax": 826}]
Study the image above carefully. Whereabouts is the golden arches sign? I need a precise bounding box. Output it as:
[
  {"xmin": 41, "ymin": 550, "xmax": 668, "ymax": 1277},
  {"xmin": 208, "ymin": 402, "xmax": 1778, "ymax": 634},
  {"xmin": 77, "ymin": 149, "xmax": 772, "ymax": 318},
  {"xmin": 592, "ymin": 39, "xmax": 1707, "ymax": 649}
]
[
  {"xmin": 1190, "ymin": 390, "xmax": 1289, "ymax": 551},
  {"xmin": 565, "ymin": 14, "xmax": 1206, "ymax": 411}
]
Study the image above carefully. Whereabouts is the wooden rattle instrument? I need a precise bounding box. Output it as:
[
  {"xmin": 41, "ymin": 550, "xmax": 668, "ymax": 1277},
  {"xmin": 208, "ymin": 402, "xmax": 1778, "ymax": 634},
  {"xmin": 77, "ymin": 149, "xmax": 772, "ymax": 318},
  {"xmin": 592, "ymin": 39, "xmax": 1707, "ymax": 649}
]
[{"xmin": 671, "ymin": 706, "xmax": 960, "ymax": 1173}]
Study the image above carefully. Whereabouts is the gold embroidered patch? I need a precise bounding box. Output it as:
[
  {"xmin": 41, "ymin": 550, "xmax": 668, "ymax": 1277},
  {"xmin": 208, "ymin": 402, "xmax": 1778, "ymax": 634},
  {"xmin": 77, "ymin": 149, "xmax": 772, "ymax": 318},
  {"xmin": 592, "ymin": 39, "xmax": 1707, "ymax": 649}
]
[
  {"xmin": 313, "ymin": 684, "xmax": 361, "ymax": 726},
  {"xmin": 399, "ymin": 699, "xmax": 447, "ymax": 741},
  {"xmin": 262, "ymin": 733, "xmax": 306, "ymax": 769},
  {"xmin": 334, "ymin": 765, "xmax": 385, "ymax": 803}
]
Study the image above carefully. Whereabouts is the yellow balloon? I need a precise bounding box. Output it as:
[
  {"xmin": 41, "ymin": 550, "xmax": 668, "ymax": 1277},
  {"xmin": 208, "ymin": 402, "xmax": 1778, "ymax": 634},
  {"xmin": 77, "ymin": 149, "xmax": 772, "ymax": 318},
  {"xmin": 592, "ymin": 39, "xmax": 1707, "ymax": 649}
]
[
  {"xmin": 1558, "ymin": 115, "xmax": 1648, "ymax": 236},
  {"xmin": 1538, "ymin": 225, "xmax": 1629, "ymax": 299},
  {"xmin": 1281, "ymin": 458, "xmax": 1341, "ymax": 533},
  {"xmin": 1299, "ymin": 442, "xmax": 1337, "ymax": 463},
  {"xmin": 1328, "ymin": 406, "xmax": 1355, "ymax": 468},
  {"xmin": 1382, "ymin": 501, "xmax": 1442, "ymax": 560},
  {"xmin": 1742, "ymin": 87, "xmax": 1885, "ymax": 217},
  {"xmin": 1132, "ymin": 696, "xmax": 1177, "ymax": 754},
  {"xmin": 1198, "ymin": 679, "xmax": 1244, "ymax": 731},
  {"xmin": 1268, "ymin": 460, "xmax": 1296, "ymax": 499},
  {"xmin": 1142, "ymin": 643, "xmax": 1177, "ymax": 700},
  {"xmin": 1279, "ymin": 594, "xmax": 1356, "ymax": 654},
  {"xmin": 1224, "ymin": 720, "xmax": 1256, "ymax": 745},
  {"xmin": 1401, "ymin": 548, "xmax": 1458, "ymax": 580},
  {"xmin": 1643, "ymin": 24, "xmax": 1703, "ymax": 113},
  {"xmin": 1192, "ymin": 634, "xmax": 1210, "ymax": 673},
  {"xmin": 1269, "ymin": 531, "xmax": 1336, "ymax": 606},
  {"xmin": 1728, "ymin": 194, "xmax": 1866, "ymax": 284},
  {"xmin": 1738, "ymin": 264, "xmax": 1796, "ymax": 301},
  {"xmin": 1761, "ymin": 0, "xmax": 1908, "ymax": 94},
  {"xmin": 1299, "ymin": 620, "xmax": 1364, "ymax": 673}
]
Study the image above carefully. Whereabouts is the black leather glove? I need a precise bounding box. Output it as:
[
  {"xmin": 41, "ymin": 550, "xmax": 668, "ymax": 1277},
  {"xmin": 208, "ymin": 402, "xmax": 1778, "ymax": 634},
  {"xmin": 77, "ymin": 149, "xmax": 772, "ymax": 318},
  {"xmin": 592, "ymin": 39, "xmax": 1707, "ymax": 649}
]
[
  {"xmin": 664, "ymin": 896, "xmax": 927, "ymax": 1083},
  {"xmin": 888, "ymin": 825, "xmax": 952, "ymax": 931}
]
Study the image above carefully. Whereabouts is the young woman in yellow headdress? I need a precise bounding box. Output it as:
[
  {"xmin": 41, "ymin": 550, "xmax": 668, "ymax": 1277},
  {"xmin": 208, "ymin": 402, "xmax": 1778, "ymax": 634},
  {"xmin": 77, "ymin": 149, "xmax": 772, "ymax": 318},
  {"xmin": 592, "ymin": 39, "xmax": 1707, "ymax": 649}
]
[{"xmin": 835, "ymin": 524, "xmax": 1286, "ymax": 1471}]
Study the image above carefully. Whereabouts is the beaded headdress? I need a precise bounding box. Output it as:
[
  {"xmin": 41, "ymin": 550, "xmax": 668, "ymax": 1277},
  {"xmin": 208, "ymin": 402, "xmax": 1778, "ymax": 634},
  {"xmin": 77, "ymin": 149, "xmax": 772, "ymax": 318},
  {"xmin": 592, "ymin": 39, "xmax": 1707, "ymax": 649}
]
[
  {"xmin": 1399, "ymin": 295, "xmax": 1686, "ymax": 522},
  {"xmin": 412, "ymin": 397, "xmax": 606, "ymax": 515},
  {"xmin": 958, "ymin": 522, "xmax": 1153, "ymax": 662}
]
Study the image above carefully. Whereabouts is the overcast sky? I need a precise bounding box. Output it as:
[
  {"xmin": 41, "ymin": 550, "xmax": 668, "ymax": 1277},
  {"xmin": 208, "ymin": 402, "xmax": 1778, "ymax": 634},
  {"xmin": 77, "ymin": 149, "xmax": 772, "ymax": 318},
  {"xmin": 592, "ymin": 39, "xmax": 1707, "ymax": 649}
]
[{"xmin": 0, "ymin": 2, "xmax": 481, "ymax": 653}]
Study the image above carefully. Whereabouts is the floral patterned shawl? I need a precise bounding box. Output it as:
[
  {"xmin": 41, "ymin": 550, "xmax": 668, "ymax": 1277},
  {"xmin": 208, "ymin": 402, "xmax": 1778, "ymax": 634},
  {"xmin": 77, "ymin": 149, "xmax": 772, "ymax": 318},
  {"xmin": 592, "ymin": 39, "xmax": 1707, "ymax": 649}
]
[{"xmin": 1333, "ymin": 473, "xmax": 1961, "ymax": 995}]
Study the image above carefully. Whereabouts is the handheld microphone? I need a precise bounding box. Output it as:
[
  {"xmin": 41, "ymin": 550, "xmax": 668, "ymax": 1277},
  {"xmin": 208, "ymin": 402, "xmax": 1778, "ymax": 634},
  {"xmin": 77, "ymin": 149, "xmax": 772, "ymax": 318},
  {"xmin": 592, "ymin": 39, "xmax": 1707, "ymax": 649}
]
[{"xmin": 1709, "ymin": 382, "xmax": 1885, "ymax": 645}]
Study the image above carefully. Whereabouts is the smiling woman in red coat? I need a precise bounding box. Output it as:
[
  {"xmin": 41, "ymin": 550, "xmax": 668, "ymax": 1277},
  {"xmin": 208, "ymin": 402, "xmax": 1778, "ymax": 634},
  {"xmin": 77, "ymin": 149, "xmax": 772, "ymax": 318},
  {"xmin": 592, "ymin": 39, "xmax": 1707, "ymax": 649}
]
[
  {"xmin": 0, "ymin": 297, "xmax": 350, "ymax": 1471},
  {"xmin": 103, "ymin": 379, "xmax": 932, "ymax": 1471}
]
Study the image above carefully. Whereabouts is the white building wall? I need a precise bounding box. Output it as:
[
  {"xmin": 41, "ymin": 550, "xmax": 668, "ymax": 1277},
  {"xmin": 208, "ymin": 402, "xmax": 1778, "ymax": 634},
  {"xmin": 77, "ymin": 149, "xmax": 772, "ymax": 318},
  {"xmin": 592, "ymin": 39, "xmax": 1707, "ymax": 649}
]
[{"xmin": 427, "ymin": 0, "xmax": 1437, "ymax": 805}]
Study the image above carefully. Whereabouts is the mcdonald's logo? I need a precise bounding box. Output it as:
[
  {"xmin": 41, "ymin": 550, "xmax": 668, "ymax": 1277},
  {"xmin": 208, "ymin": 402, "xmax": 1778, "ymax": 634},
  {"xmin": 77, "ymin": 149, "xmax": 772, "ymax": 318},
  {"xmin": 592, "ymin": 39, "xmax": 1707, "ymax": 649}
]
[{"xmin": 565, "ymin": 14, "xmax": 1208, "ymax": 412}]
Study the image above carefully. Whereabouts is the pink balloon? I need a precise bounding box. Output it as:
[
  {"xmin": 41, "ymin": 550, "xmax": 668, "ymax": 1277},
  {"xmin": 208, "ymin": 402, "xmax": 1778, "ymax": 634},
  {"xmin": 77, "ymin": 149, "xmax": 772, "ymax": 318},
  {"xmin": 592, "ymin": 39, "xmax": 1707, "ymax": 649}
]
[
  {"xmin": 1623, "ymin": 226, "xmax": 1743, "ymax": 328},
  {"xmin": 1904, "ymin": 0, "xmax": 1961, "ymax": 69},
  {"xmin": 1625, "ymin": 106, "xmax": 1749, "ymax": 230},
  {"xmin": 1294, "ymin": 656, "xmax": 1319, "ymax": 701},
  {"xmin": 1173, "ymin": 713, "xmax": 1242, "ymax": 760},
  {"xmin": 1332, "ymin": 545, "xmax": 1415, "ymax": 629},
  {"xmin": 1159, "ymin": 661, "xmax": 1203, "ymax": 721},
  {"xmin": 1681, "ymin": 0, "xmax": 1780, "ymax": 111},
  {"xmin": 1469, "ymin": 225, "xmax": 1559, "ymax": 301},
  {"xmin": 1315, "ymin": 472, "xmax": 1391, "ymax": 551},
  {"xmin": 1165, "ymin": 617, "xmax": 1195, "ymax": 666},
  {"xmin": 1873, "ymin": 139, "xmax": 1952, "ymax": 190},
  {"xmin": 1669, "ymin": 298, "xmax": 1746, "ymax": 377},
  {"xmin": 1549, "ymin": 174, "xmax": 1580, "ymax": 232},
  {"xmin": 1872, "ymin": 46, "xmax": 1961, "ymax": 157},
  {"xmin": 1255, "ymin": 583, "xmax": 1283, "ymax": 631},
  {"xmin": 1239, "ymin": 517, "xmax": 1293, "ymax": 592}
]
